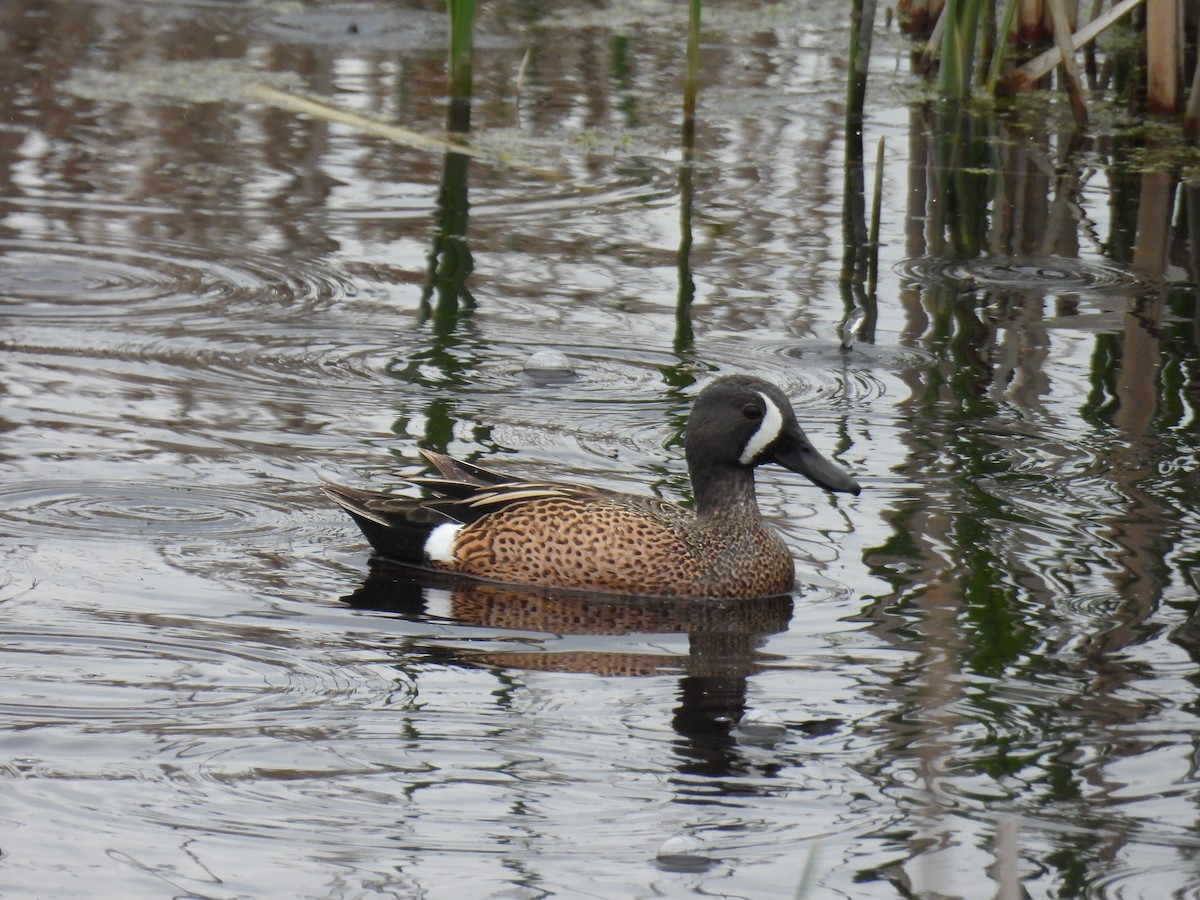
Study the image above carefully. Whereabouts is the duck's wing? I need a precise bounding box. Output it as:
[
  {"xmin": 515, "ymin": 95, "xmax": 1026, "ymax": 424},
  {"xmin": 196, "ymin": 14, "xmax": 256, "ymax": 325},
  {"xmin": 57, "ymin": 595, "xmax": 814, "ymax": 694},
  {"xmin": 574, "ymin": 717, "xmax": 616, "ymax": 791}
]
[
  {"xmin": 322, "ymin": 482, "xmax": 443, "ymax": 528},
  {"xmin": 324, "ymin": 475, "xmax": 611, "ymax": 565},
  {"xmin": 417, "ymin": 480, "xmax": 605, "ymax": 525},
  {"xmin": 401, "ymin": 451, "xmax": 615, "ymax": 523},
  {"xmin": 328, "ymin": 447, "xmax": 613, "ymax": 529},
  {"xmin": 417, "ymin": 449, "xmax": 512, "ymax": 486},
  {"xmin": 400, "ymin": 450, "xmax": 541, "ymax": 500}
]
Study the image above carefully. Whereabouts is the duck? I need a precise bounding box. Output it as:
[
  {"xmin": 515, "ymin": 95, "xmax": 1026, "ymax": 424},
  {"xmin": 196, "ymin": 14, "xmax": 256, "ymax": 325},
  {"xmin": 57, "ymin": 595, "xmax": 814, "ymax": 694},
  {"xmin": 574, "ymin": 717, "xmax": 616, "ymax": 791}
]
[{"xmin": 324, "ymin": 374, "xmax": 860, "ymax": 600}]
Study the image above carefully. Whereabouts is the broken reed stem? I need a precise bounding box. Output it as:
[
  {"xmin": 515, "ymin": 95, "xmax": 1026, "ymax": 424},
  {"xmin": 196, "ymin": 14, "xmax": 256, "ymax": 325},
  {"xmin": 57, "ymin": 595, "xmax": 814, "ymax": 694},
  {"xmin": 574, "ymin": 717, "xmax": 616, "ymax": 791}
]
[
  {"xmin": 918, "ymin": 3, "xmax": 947, "ymax": 73},
  {"xmin": 868, "ymin": 136, "xmax": 884, "ymax": 296},
  {"xmin": 245, "ymin": 83, "xmax": 556, "ymax": 175},
  {"xmin": 1004, "ymin": 0, "xmax": 1145, "ymax": 92},
  {"xmin": 515, "ymin": 46, "xmax": 532, "ymax": 99},
  {"xmin": 246, "ymin": 84, "xmax": 481, "ymax": 156}
]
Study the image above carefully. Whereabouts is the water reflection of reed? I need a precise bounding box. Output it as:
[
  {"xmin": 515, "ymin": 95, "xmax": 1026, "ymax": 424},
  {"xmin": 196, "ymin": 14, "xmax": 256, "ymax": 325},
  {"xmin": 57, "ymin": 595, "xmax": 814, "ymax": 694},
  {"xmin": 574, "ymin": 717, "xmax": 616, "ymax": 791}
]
[{"xmin": 851, "ymin": 93, "xmax": 1200, "ymax": 893}]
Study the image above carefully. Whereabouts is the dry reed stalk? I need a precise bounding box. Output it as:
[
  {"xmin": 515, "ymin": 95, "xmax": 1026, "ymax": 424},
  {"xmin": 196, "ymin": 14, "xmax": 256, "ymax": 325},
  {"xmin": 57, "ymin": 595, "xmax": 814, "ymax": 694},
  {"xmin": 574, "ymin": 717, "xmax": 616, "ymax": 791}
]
[
  {"xmin": 1145, "ymin": 0, "xmax": 1181, "ymax": 113},
  {"xmin": 245, "ymin": 83, "xmax": 553, "ymax": 176},
  {"xmin": 899, "ymin": 0, "xmax": 944, "ymax": 35},
  {"xmin": 1185, "ymin": 13, "xmax": 1200, "ymax": 137},
  {"xmin": 1003, "ymin": 0, "xmax": 1144, "ymax": 92},
  {"xmin": 1048, "ymin": 0, "xmax": 1088, "ymax": 123},
  {"xmin": 1017, "ymin": 0, "xmax": 1047, "ymax": 44},
  {"xmin": 246, "ymin": 84, "xmax": 481, "ymax": 156},
  {"xmin": 917, "ymin": 3, "xmax": 947, "ymax": 72}
]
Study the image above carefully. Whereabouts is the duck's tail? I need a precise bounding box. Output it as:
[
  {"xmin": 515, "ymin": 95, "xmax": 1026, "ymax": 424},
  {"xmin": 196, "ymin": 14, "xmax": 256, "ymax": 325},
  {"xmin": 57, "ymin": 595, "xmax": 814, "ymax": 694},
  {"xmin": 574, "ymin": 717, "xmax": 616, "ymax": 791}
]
[{"xmin": 323, "ymin": 482, "xmax": 446, "ymax": 565}]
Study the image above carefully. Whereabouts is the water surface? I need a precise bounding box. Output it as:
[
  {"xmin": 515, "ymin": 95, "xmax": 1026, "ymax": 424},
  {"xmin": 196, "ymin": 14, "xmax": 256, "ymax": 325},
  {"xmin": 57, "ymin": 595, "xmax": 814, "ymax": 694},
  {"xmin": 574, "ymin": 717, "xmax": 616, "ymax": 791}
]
[{"xmin": 2, "ymin": 1, "xmax": 1199, "ymax": 897}]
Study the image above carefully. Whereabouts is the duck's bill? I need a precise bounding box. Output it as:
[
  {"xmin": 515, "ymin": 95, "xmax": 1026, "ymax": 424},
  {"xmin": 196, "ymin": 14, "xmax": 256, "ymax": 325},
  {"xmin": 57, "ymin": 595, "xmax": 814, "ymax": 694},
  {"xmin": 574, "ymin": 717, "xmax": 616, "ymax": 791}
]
[{"xmin": 772, "ymin": 437, "xmax": 861, "ymax": 495}]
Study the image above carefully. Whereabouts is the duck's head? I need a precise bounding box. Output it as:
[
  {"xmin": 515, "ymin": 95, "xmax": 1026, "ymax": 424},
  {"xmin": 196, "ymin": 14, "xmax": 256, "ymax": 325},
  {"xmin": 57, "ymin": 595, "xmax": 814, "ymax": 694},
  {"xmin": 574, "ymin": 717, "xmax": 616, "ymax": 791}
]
[{"xmin": 685, "ymin": 374, "xmax": 861, "ymax": 497}]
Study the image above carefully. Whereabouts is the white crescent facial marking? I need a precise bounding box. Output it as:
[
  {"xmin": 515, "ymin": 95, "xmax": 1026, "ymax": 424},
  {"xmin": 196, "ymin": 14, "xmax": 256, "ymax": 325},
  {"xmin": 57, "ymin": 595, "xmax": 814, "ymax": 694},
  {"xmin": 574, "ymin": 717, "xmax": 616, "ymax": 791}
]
[
  {"xmin": 738, "ymin": 392, "xmax": 785, "ymax": 465},
  {"xmin": 424, "ymin": 522, "xmax": 462, "ymax": 563}
]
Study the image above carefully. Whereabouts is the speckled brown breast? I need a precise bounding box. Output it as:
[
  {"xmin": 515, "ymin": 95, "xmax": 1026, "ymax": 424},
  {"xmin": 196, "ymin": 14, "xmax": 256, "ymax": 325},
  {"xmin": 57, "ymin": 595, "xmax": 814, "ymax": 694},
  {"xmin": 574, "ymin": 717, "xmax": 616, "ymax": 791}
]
[{"xmin": 432, "ymin": 493, "xmax": 795, "ymax": 599}]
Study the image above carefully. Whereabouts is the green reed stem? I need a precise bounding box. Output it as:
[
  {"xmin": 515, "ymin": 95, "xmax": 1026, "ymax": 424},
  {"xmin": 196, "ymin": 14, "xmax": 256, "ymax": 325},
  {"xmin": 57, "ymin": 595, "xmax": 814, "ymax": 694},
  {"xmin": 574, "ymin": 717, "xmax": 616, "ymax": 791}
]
[
  {"xmin": 847, "ymin": 0, "xmax": 876, "ymax": 116},
  {"xmin": 939, "ymin": 0, "xmax": 983, "ymax": 100},
  {"xmin": 985, "ymin": 0, "xmax": 1020, "ymax": 94},
  {"xmin": 676, "ymin": 0, "xmax": 700, "ymax": 350},
  {"xmin": 681, "ymin": 0, "xmax": 701, "ymax": 160},
  {"xmin": 447, "ymin": 0, "xmax": 476, "ymax": 103}
]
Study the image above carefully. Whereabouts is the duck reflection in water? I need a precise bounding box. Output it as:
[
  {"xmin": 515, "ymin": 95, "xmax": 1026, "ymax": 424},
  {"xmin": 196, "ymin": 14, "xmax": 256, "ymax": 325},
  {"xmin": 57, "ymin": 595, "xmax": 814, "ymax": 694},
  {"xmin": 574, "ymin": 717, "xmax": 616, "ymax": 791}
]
[{"xmin": 343, "ymin": 561, "xmax": 841, "ymax": 780}]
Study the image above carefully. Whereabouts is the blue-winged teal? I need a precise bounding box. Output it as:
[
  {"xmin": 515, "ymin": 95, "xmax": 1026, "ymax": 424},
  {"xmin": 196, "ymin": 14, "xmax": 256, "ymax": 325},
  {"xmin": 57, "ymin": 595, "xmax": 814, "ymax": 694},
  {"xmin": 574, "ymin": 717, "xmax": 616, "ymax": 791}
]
[{"xmin": 325, "ymin": 374, "xmax": 861, "ymax": 599}]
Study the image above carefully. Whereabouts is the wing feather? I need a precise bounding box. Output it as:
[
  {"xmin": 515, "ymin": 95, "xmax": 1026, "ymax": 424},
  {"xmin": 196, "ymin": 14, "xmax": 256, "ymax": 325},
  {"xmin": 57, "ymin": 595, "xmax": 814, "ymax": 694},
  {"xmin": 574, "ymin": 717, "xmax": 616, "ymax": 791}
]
[{"xmin": 335, "ymin": 453, "xmax": 624, "ymax": 528}]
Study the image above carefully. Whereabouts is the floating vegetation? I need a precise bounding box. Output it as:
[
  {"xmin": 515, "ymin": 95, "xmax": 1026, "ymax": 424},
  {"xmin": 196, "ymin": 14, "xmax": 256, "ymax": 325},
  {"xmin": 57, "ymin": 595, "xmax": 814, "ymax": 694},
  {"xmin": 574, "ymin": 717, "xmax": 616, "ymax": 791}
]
[{"xmin": 63, "ymin": 59, "xmax": 303, "ymax": 106}]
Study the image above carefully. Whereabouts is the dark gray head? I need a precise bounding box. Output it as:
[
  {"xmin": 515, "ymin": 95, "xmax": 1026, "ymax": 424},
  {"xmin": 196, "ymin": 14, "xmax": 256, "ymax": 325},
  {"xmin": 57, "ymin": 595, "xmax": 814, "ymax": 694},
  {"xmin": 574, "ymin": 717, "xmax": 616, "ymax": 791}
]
[{"xmin": 684, "ymin": 375, "xmax": 860, "ymax": 510}]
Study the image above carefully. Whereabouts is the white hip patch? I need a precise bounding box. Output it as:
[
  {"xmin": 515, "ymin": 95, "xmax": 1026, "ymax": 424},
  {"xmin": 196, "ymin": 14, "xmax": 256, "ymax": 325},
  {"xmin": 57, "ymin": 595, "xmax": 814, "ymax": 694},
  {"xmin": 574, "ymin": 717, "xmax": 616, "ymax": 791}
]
[
  {"xmin": 424, "ymin": 522, "xmax": 463, "ymax": 562},
  {"xmin": 738, "ymin": 392, "xmax": 784, "ymax": 465}
]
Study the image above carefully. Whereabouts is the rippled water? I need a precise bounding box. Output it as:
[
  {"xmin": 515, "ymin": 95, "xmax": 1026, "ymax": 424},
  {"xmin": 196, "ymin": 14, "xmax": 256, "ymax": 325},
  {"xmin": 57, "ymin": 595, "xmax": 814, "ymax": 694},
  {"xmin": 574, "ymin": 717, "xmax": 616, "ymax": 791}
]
[{"xmin": 3, "ymin": 0, "xmax": 1200, "ymax": 897}]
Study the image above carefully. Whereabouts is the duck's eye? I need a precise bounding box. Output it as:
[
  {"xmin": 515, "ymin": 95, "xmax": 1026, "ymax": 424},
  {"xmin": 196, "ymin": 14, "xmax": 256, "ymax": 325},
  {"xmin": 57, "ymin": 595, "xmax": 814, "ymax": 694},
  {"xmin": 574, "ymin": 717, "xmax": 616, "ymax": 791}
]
[{"xmin": 742, "ymin": 404, "xmax": 763, "ymax": 421}]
